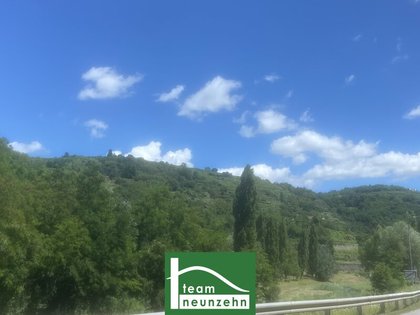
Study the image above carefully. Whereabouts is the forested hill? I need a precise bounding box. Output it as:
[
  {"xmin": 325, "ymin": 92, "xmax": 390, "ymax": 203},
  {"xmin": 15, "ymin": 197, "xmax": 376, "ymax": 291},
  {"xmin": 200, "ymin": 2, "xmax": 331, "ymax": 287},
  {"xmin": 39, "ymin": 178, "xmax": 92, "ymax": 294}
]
[{"xmin": 2, "ymin": 137, "xmax": 420, "ymax": 314}]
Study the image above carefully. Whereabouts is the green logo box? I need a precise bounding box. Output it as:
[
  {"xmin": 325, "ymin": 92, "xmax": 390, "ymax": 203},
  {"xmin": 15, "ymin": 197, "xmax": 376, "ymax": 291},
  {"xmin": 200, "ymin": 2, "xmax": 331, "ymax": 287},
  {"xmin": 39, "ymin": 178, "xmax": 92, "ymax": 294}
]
[{"xmin": 165, "ymin": 252, "xmax": 256, "ymax": 315}]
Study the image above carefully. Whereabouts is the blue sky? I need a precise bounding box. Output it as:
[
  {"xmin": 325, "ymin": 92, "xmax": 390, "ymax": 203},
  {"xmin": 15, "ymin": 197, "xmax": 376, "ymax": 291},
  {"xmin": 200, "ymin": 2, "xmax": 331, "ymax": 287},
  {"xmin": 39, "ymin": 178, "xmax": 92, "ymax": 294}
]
[{"xmin": 1, "ymin": 0, "xmax": 420, "ymax": 191}]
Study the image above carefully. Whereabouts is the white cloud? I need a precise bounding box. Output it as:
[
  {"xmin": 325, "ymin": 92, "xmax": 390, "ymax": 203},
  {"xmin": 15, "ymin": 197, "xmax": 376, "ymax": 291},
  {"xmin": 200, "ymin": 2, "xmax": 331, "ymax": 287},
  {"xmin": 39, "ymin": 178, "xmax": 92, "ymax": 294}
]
[
  {"xmin": 285, "ymin": 90, "xmax": 294, "ymax": 99},
  {"xmin": 9, "ymin": 141, "xmax": 44, "ymax": 154},
  {"xmin": 163, "ymin": 149, "xmax": 192, "ymax": 166},
  {"xmin": 239, "ymin": 109, "xmax": 296, "ymax": 138},
  {"xmin": 111, "ymin": 150, "xmax": 122, "ymax": 156},
  {"xmin": 225, "ymin": 129, "xmax": 420, "ymax": 189},
  {"xmin": 300, "ymin": 109, "xmax": 314, "ymax": 123},
  {"xmin": 218, "ymin": 164, "xmax": 310, "ymax": 187},
  {"xmin": 269, "ymin": 129, "xmax": 420, "ymax": 186},
  {"xmin": 271, "ymin": 130, "xmax": 377, "ymax": 164},
  {"xmin": 303, "ymin": 151, "xmax": 420, "ymax": 181},
  {"xmin": 345, "ymin": 74, "xmax": 356, "ymax": 85},
  {"xmin": 256, "ymin": 110, "xmax": 296, "ymax": 134},
  {"xmin": 127, "ymin": 141, "xmax": 162, "ymax": 161},
  {"xmin": 157, "ymin": 85, "xmax": 185, "ymax": 102},
  {"xmin": 78, "ymin": 67, "xmax": 142, "ymax": 100},
  {"xmin": 126, "ymin": 141, "xmax": 192, "ymax": 166},
  {"xmin": 252, "ymin": 164, "xmax": 293, "ymax": 183},
  {"xmin": 179, "ymin": 76, "xmax": 242, "ymax": 119},
  {"xmin": 264, "ymin": 74, "xmax": 281, "ymax": 83},
  {"xmin": 84, "ymin": 119, "xmax": 108, "ymax": 138},
  {"xmin": 218, "ymin": 167, "xmax": 244, "ymax": 176},
  {"xmin": 405, "ymin": 105, "xmax": 420, "ymax": 119}
]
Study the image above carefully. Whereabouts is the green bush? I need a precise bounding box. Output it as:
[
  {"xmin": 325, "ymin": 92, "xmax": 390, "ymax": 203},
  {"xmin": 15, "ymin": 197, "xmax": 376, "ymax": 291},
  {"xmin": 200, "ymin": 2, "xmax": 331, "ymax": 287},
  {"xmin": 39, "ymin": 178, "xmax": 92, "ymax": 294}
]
[
  {"xmin": 315, "ymin": 245, "xmax": 335, "ymax": 281},
  {"xmin": 370, "ymin": 263, "xmax": 404, "ymax": 293}
]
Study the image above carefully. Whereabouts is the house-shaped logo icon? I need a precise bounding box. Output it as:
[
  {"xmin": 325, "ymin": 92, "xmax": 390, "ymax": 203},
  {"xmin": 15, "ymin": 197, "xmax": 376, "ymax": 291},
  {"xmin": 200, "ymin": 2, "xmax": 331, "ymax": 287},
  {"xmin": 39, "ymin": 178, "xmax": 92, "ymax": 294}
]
[{"xmin": 165, "ymin": 252, "xmax": 255, "ymax": 315}]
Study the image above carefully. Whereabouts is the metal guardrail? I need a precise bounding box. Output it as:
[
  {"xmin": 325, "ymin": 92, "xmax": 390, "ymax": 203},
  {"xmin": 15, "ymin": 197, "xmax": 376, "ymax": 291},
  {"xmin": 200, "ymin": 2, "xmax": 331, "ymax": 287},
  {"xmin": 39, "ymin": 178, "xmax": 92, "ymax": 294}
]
[{"xmin": 136, "ymin": 289, "xmax": 420, "ymax": 315}]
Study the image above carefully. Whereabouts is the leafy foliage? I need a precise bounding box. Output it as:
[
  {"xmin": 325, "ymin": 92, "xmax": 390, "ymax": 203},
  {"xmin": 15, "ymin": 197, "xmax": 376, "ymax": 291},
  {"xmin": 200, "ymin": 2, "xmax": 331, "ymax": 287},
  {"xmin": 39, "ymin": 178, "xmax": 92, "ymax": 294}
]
[
  {"xmin": 370, "ymin": 263, "xmax": 403, "ymax": 293},
  {"xmin": 360, "ymin": 221, "xmax": 420, "ymax": 292},
  {"xmin": 2, "ymin": 138, "xmax": 420, "ymax": 313}
]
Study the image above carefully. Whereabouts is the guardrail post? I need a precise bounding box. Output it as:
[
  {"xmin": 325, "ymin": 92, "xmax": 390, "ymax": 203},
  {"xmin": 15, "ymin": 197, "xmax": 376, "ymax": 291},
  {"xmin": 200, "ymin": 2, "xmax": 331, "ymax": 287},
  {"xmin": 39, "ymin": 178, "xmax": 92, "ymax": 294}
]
[
  {"xmin": 357, "ymin": 305, "xmax": 363, "ymax": 315},
  {"xmin": 394, "ymin": 300, "xmax": 399, "ymax": 310},
  {"xmin": 379, "ymin": 302, "xmax": 385, "ymax": 314},
  {"xmin": 325, "ymin": 309, "xmax": 331, "ymax": 315}
]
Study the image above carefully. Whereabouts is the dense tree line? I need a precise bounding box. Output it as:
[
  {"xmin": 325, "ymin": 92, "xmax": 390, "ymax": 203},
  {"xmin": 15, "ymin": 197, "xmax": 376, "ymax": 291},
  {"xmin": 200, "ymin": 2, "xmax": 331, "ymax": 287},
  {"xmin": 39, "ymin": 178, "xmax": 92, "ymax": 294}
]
[{"xmin": 0, "ymin": 140, "xmax": 231, "ymax": 314}]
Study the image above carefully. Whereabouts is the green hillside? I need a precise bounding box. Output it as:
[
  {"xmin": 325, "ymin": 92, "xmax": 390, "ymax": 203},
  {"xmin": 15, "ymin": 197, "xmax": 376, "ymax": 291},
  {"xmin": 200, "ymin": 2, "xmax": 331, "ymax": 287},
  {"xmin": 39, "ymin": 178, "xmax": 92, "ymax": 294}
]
[{"xmin": 1, "ymin": 138, "xmax": 420, "ymax": 314}]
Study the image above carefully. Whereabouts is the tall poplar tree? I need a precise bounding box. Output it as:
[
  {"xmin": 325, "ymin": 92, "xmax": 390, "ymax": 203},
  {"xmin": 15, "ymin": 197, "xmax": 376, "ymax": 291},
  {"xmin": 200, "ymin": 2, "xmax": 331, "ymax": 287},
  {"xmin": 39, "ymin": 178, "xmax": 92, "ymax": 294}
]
[
  {"xmin": 264, "ymin": 219, "xmax": 279, "ymax": 265},
  {"xmin": 278, "ymin": 219, "xmax": 288, "ymax": 265},
  {"xmin": 308, "ymin": 218, "xmax": 319, "ymax": 277},
  {"xmin": 233, "ymin": 165, "xmax": 257, "ymax": 251},
  {"xmin": 298, "ymin": 230, "xmax": 308, "ymax": 278},
  {"xmin": 256, "ymin": 214, "xmax": 265, "ymax": 246}
]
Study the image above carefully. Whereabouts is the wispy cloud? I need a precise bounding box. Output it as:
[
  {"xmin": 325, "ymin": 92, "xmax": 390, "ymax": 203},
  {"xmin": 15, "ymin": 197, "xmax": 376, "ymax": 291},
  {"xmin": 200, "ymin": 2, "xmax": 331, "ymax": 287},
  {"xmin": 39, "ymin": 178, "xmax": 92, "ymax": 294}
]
[
  {"xmin": 396, "ymin": 38, "xmax": 403, "ymax": 52},
  {"xmin": 78, "ymin": 67, "xmax": 142, "ymax": 100},
  {"xmin": 285, "ymin": 90, "xmax": 293, "ymax": 99},
  {"xmin": 352, "ymin": 34, "xmax": 363, "ymax": 42},
  {"xmin": 405, "ymin": 105, "xmax": 420, "ymax": 119},
  {"xmin": 126, "ymin": 141, "xmax": 192, "ymax": 166},
  {"xmin": 9, "ymin": 141, "xmax": 44, "ymax": 154},
  {"xmin": 233, "ymin": 111, "xmax": 250, "ymax": 125},
  {"xmin": 345, "ymin": 74, "xmax": 356, "ymax": 85},
  {"xmin": 264, "ymin": 73, "xmax": 281, "ymax": 83},
  {"xmin": 391, "ymin": 54, "xmax": 409, "ymax": 64},
  {"xmin": 239, "ymin": 125, "xmax": 256, "ymax": 138},
  {"xmin": 179, "ymin": 76, "xmax": 242, "ymax": 119},
  {"xmin": 391, "ymin": 38, "xmax": 409, "ymax": 64},
  {"xmin": 300, "ymin": 109, "xmax": 314, "ymax": 123},
  {"xmin": 84, "ymin": 119, "xmax": 108, "ymax": 138},
  {"xmin": 157, "ymin": 85, "xmax": 185, "ymax": 102}
]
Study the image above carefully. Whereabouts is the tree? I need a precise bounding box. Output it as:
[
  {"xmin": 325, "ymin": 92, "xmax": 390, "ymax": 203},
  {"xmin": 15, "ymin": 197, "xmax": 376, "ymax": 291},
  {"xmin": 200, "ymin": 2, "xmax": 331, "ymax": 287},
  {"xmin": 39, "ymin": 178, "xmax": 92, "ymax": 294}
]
[
  {"xmin": 315, "ymin": 245, "xmax": 335, "ymax": 281},
  {"xmin": 255, "ymin": 248, "xmax": 280, "ymax": 302},
  {"xmin": 371, "ymin": 263, "xmax": 403, "ymax": 293},
  {"xmin": 256, "ymin": 214, "xmax": 265, "ymax": 245},
  {"xmin": 278, "ymin": 219, "xmax": 288, "ymax": 266},
  {"xmin": 360, "ymin": 221, "xmax": 420, "ymax": 293},
  {"xmin": 233, "ymin": 165, "xmax": 257, "ymax": 251},
  {"xmin": 264, "ymin": 219, "xmax": 279, "ymax": 266},
  {"xmin": 308, "ymin": 218, "xmax": 319, "ymax": 277},
  {"xmin": 297, "ymin": 230, "xmax": 308, "ymax": 278}
]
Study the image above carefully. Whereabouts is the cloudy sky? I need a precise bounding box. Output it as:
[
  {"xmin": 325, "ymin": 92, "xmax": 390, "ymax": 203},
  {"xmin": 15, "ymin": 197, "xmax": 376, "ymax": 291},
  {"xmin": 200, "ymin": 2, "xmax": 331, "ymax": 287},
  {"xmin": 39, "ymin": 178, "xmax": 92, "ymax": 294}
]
[{"xmin": 2, "ymin": 0, "xmax": 420, "ymax": 191}]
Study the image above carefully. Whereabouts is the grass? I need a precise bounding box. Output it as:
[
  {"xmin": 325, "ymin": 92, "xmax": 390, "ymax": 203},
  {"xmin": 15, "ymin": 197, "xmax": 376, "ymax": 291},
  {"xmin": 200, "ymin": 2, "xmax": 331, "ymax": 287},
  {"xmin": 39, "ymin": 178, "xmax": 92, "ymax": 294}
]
[
  {"xmin": 277, "ymin": 272, "xmax": 420, "ymax": 314},
  {"xmin": 334, "ymin": 244, "xmax": 360, "ymax": 264},
  {"xmin": 278, "ymin": 272, "xmax": 372, "ymax": 301}
]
